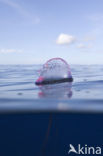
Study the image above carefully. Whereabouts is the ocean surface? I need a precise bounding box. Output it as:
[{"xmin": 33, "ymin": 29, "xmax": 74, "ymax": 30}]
[
  {"xmin": 0, "ymin": 64, "xmax": 103, "ymax": 113},
  {"xmin": 0, "ymin": 65, "xmax": 103, "ymax": 156}
]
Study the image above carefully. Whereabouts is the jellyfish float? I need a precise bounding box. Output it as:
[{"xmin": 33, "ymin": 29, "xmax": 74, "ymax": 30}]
[{"xmin": 35, "ymin": 58, "xmax": 73, "ymax": 85}]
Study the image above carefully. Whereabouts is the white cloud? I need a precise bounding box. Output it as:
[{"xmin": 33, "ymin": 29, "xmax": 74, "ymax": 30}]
[
  {"xmin": 0, "ymin": 49, "xmax": 23, "ymax": 53},
  {"xmin": 84, "ymin": 35, "xmax": 96, "ymax": 42},
  {"xmin": 88, "ymin": 14, "xmax": 103, "ymax": 22},
  {"xmin": 77, "ymin": 44, "xmax": 86, "ymax": 49},
  {"xmin": 77, "ymin": 43, "xmax": 93, "ymax": 49},
  {"xmin": 56, "ymin": 33, "xmax": 76, "ymax": 45},
  {"xmin": 0, "ymin": 0, "xmax": 40, "ymax": 24}
]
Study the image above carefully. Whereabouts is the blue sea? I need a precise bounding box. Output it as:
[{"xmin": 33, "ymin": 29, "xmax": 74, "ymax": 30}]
[
  {"xmin": 0, "ymin": 65, "xmax": 103, "ymax": 156},
  {"xmin": 0, "ymin": 64, "xmax": 103, "ymax": 113}
]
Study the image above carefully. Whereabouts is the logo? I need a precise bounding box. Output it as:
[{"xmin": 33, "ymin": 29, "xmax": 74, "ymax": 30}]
[{"xmin": 68, "ymin": 144, "xmax": 102, "ymax": 155}]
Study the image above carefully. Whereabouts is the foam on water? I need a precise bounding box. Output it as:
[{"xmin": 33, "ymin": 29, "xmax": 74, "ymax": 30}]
[{"xmin": 0, "ymin": 65, "xmax": 103, "ymax": 113}]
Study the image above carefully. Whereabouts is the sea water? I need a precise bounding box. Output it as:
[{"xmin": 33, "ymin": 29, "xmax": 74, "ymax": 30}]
[{"xmin": 0, "ymin": 65, "xmax": 103, "ymax": 113}]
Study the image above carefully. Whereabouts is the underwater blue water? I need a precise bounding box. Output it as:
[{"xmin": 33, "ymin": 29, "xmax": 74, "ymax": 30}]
[
  {"xmin": 0, "ymin": 65, "xmax": 103, "ymax": 156},
  {"xmin": 0, "ymin": 65, "xmax": 103, "ymax": 113}
]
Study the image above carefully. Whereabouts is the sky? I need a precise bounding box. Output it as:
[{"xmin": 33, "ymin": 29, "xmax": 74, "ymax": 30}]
[{"xmin": 0, "ymin": 0, "xmax": 103, "ymax": 64}]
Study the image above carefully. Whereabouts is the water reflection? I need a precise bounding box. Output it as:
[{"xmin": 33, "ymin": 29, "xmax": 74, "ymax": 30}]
[{"xmin": 38, "ymin": 82, "xmax": 73, "ymax": 99}]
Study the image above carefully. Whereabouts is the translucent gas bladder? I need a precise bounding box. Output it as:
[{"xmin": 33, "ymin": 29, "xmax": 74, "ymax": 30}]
[{"xmin": 35, "ymin": 58, "xmax": 73, "ymax": 85}]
